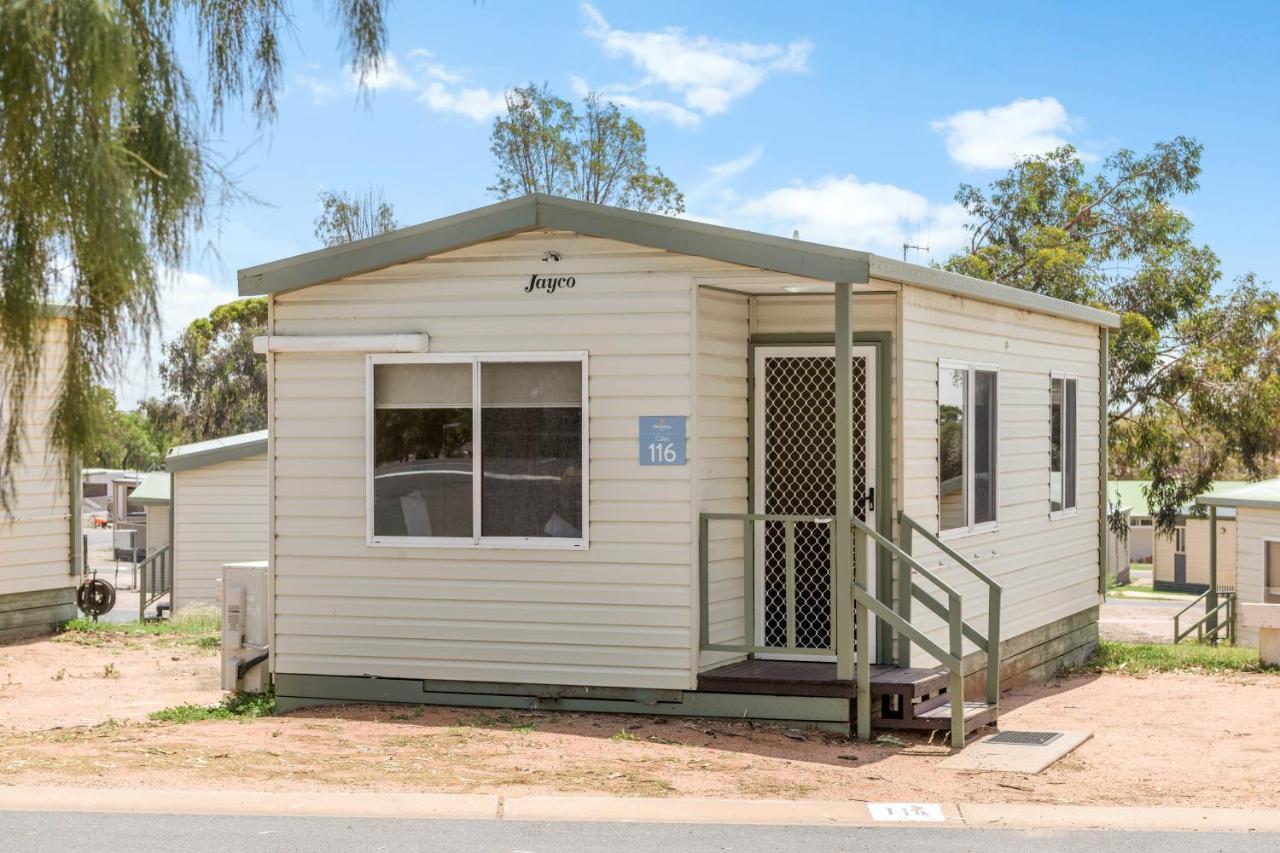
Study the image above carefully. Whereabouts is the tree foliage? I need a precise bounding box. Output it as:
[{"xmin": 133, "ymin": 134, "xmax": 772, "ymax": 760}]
[
  {"xmin": 84, "ymin": 386, "xmax": 169, "ymax": 471},
  {"xmin": 490, "ymin": 83, "xmax": 684, "ymax": 214},
  {"xmin": 0, "ymin": 0, "xmax": 390, "ymax": 507},
  {"xmin": 314, "ymin": 187, "xmax": 399, "ymax": 247},
  {"xmin": 944, "ymin": 139, "xmax": 1280, "ymax": 530},
  {"xmin": 159, "ymin": 298, "xmax": 268, "ymax": 441}
]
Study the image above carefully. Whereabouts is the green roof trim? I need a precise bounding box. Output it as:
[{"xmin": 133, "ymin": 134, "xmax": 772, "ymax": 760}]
[
  {"xmin": 127, "ymin": 471, "xmax": 170, "ymax": 505},
  {"xmin": 1113, "ymin": 479, "xmax": 1251, "ymax": 516},
  {"xmin": 165, "ymin": 430, "xmax": 268, "ymax": 473},
  {"xmin": 238, "ymin": 194, "xmax": 1120, "ymax": 330},
  {"xmin": 1196, "ymin": 478, "xmax": 1280, "ymax": 510}
]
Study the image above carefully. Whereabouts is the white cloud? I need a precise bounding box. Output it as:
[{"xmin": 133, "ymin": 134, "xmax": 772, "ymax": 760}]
[
  {"xmin": 334, "ymin": 50, "xmax": 507, "ymax": 122},
  {"xmin": 580, "ymin": 3, "xmax": 810, "ymax": 124},
  {"xmin": 418, "ymin": 81, "xmax": 507, "ymax": 122},
  {"xmin": 736, "ymin": 175, "xmax": 969, "ymax": 258},
  {"xmin": 931, "ymin": 97, "xmax": 1078, "ymax": 170},
  {"xmin": 707, "ymin": 147, "xmax": 763, "ymax": 181},
  {"xmin": 295, "ymin": 74, "xmax": 340, "ymax": 104}
]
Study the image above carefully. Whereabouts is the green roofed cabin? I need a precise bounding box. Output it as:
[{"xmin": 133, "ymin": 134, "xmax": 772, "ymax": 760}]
[
  {"xmin": 239, "ymin": 194, "xmax": 1119, "ymax": 745},
  {"xmin": 157, "ymin": 431, "xmax": 269, "ymax": 616},
  {"xmin": 1196, "ymin": 479, "xmax": 1280, "ymax": 651}
]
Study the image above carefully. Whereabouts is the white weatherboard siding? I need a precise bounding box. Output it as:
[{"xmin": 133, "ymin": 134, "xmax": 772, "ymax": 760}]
[
  {"xmin": 1235, "ymin": 506, "xmax": 1280, "ymax": 647},
  {"xmin": 146, "ymin": 506, "xmax": 171, "ymax": 550},
  {"xmin": 0, "ymin": 319, "xmax": 73, "ymax": 597},
  {"xmin": 270, "ymin": 231, "xmax": 782, "ymax": 691},
  {"xmin": 173, "ymin": 454, "xmax": 268, "ymax": 610},
  {"xmin": 900, "ymin": 286, "xmax": 1102, "ymax": 659},
  {"xmin": 696, "ymin": 287, "xmax": 750, "ymax": 663}
]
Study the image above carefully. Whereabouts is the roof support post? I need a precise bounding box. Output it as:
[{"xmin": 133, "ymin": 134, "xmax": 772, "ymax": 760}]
[
  {"xmin": 834, "ymin": 283, "xmax": 866, "ymax": 738},
  {"xmin": 1208, "ymin": 504, "xmax": 1219, "ymax": 639}
]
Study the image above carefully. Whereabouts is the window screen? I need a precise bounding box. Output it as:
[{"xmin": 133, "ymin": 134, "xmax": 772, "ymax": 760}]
[
  {"xmin": 480, "ymin": 362, "xmax": 583, "ymax": 539},
  {"xmin": 372, "ymin": 363, "xmax": 473, "ymax": 538},
  {"xmin": 1050, "ymin": 377, "xmax": 1078, "ymax": 513},
  {"xmin": 370, "ymin": 356, "xmax": 586, "ymax": 545},
  {"xmin": 974, "ymin": 370, "xmax": 998, "ymax": 525},
  {"xmin": 1267, "ymin": 541, "xmax": 1280, "ymax": 602},
  {"xmin": 939, "ymin": 367, "xmax": 968, "ymax": 531}
]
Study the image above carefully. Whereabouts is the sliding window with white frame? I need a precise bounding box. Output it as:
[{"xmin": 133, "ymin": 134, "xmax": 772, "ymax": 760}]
[
  {"xmin": 1050, "ymin": 373, "xmax": 1078, "ymax": 516},
  {"xmin": 938, "ymin": 360, "xmax": 999, "ymax": 537},
  {"xmin": 366, "ymin": 352, "xmax": 589, "ymax": 549}
]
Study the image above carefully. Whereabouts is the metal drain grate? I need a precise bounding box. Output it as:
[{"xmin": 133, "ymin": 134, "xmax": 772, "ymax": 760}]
[{"xmin": 986, "ymin": 730, "xmax": 1063, "ymax": 747}]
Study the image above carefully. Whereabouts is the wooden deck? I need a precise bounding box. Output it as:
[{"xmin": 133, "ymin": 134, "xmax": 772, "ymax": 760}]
[
  {"xmin": 697, "ymin": 659, "xmax": 950, "ymax": 699},
  {"xmin": 697, "ymin": 658, "xmax": 997, "ymax": 736}
]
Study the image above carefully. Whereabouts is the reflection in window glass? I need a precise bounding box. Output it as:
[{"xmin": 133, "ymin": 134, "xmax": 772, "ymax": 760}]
[
  {"xmin": 1267, "ymin": 541, "xmax": 1280, "ymax": 602},
  {"xmin": 939, "ymin": 367, "xmax": 968, "ymax": 531},
  {"xmin": 974, "ymin": 370, "xmax": 998, "ymax": 525},
  {"xmin": 480, "ymin": 362, "xmax": 583, "ymax": 539},
  {"xmin": 372, "ymin": 363, "xmax": 473, "ymax": 538},
  {"xmin": 1050, "ymin": 378, "xmax": 1064, "ymax": 512},
  {"xmin": 1064, "ymin": 379, "xmax": 1077, "ymax": 510}
]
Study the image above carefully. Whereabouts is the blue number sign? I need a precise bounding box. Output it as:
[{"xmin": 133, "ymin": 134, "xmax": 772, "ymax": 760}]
[{"xmin": 639, "ymin": 416, "xmax": 686, "ymax": 466}]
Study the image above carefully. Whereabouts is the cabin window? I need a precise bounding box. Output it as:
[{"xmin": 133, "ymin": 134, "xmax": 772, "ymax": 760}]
[
  {"xmin": 1265, "ymin": 540, "xmax": 1280, "ymax": 603},
  {"xmin": 938, "ymin": 361, "xmax": 999, "ymax": 537},
  {"xmin": 1050, "ymin": 375, "xmax": 1078, "ymax": 515},
  {"xmin": 368, "ymin": 352, "xmax": 588, "ymax": 549}
]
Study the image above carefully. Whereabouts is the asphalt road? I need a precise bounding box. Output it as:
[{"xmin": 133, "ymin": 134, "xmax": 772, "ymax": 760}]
[{"xmin": 2, "ymin": 812, "xmax": 1274, "ymax": 852}]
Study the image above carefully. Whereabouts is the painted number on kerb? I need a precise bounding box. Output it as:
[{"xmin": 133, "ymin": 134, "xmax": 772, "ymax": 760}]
[{"xmin": 638, "ymin": 416, "xmax": 686, "ymax": 466}]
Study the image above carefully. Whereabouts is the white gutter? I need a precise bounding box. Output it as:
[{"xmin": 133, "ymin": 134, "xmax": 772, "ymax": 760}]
[{"xmin": 252, "ymin": 333, "xmax": 429, "ymax": 354}]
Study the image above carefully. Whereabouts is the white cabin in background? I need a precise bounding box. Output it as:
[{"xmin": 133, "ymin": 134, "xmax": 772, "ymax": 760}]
[
  {"xmin": 164, "ymin": 431, "xmax": 269, "ymax": 612},
  {"xmin": 0, "ymin": 311, "xmax": 79, "ymax": 640},
  {"xmin": 238, "ymin": 195, "xmax": 1118, "ymax": 744}
]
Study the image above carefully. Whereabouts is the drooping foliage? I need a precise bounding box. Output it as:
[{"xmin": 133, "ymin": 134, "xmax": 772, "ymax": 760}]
[
  {"xmin": 0, "ymin": 0, "xmax": 389, "ymax": 507},
  {"xmin": 490, "ymin": 83, "xmax": 684, "ymax": 214},
  {"xmin": 945, "ymin": 140, "xmax": 1280, "ymax": 530}
]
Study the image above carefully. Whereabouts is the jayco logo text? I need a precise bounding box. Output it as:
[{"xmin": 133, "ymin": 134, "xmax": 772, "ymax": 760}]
[{"xmin": 525, "ymin": 274, "xmax": 576, "ymax": 295}]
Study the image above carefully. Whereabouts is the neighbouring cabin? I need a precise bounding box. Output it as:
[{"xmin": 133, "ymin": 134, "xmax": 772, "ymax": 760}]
[
  {"xmin": 1153, "ymin": 510, "xmax": 1237, "ymax": 593},
  {"xmin": 127, "ymin": 471, "xmax": 171, "ymax": 553},
  {"xmin": 239, "ymin": 195, "xmax": 1119, "ymax": 744},
  {"xmin": 159, "ymin": 431, "xmax": 268, "ymax": 614},
  {"xmin": 0, "ymin": 313, "xmax": 79, "ymax": 640},
  {"xmin": 1196, "ymin": 480, "xmax": 1280, "ymax": 649}
]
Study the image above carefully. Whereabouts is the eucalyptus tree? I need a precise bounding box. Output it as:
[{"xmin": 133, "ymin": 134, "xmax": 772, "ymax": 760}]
[
  {"xmin": 944, "ymin": 139, "xmax": 1280, "ymax": 530},
  {"xmin": 490, "ymin": 83, "xmax": 684, "ymax": 215},
  {"xmin": 314, "ymin": 187, "xmax": 399, "ymax": 247},
  {"xmin": 0, "ymin": 0, "xmax": 389, "ymax": 506}
]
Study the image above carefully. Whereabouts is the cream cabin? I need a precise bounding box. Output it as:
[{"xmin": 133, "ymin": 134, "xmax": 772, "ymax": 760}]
[
  {"xmin": 240, "ymin": 195, "xmax": 1119, "ymax": 744},
  {"xmin": 0, "ymin": 311, "xmax": 80, "ymax": 640}
]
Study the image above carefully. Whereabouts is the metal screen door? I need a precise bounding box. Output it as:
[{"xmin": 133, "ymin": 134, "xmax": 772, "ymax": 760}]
[{"xmin": 753, "ymin": 346, "xmax": 876, "ymax": 658}]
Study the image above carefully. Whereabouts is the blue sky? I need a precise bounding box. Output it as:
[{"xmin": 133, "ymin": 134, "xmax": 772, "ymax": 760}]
[{"xmin": 122, "ymin": 0, "xmax": 1280, "ymax": 405}]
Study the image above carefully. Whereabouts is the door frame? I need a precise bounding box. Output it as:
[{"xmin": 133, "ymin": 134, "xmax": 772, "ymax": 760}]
[{"xmin": 750, "ymin": 343, "xmax": 878, "ymax": 661}]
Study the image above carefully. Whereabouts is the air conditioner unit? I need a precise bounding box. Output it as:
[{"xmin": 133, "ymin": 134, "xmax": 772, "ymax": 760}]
[{"xmin": 220, "ymin": 561, "xmax": 269, "ymax": 693}]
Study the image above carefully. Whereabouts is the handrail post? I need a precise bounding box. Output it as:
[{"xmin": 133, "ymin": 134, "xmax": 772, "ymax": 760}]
[
  {"xmin": 138, "ymin": 558, "xmax": 146, "ymax": 622},
  {"xmin": 948, "ymin": 591, "xmax": 964, "ymax": 748},
  {"xmin": 1207, "ymin": 506, "xmax": 1219, "ymax": 641},
  {"xmin": 986, "ymin": 585, "xmax": 1001, "ymax": 705},
  {"xmin": 897, "ymin": 512, "xmax": 913, "ymax": 667},
  {"xmin": 698, "ymin": 515, "xmax": 710, "ymax": 650},
  {"xmin": 854, "ymin": 524, "xmax": 871, "ymax": 741},
  {"xmin": 743, "ymin": 518, "xmax": 755, "ymax": 650}
]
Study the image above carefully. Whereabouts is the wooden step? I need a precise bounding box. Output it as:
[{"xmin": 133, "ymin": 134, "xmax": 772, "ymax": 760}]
[
  {"xmin": 877, "ymin": 699, "xmax": 998, "ymax": 734},
  {"xmin": 867, "ymin": 666, "xmax": 950, "ymax": 699}
]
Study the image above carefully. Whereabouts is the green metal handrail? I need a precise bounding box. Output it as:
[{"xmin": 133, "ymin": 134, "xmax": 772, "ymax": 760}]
[
  {"xmin": 898, "ymin": 512, "xmax": 1003, "ymax": 706},
  {"xmin": 1174, "ymin": 590, "xmax": 1235, "ymax": 644},
  {"xmin": 698, "ymin": 513, "xmax": 837, "ymax": 657},
  {"xmin": 850, "ymin": 515, "xmax": 968, "ymax": 747},
  {"xmin": 137, "ymin": 544, "xmax": 172, "ymax": 621}
]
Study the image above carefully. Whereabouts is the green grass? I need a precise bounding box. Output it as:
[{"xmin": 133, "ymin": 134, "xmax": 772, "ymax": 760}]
[
  {"xmin": 58, "ymin": 609, "xmax": 221, "ymax": 649},
  {"xmin": 149, "ymin": 691, "xmax": 276, "ymax": 723},
  {"xmin": 1083, "ymin": 639, "xmax": 1277, "ymax": 675}
]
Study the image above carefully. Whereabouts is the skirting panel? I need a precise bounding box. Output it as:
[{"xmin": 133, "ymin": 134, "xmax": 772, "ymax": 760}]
[
  {"xmin": 960, "ymin": 605, "xmax": 1100, "ymax": 697},
  {"xmin": 0, "ymin": 586, "xmax": 77, "ymax": 643}
]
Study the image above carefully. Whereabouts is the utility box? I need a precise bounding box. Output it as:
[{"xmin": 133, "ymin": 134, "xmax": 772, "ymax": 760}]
[{"xmin": 220, "ymin": 561, "xmax": 269, "ymax": 693}]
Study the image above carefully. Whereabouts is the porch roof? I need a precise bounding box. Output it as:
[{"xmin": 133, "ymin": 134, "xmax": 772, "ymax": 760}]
[
  {"xmin": 1197, "ymin": 478, "xmax": 1280, "ymax": 511},
  {"xmin": 238, "ymin": 194, "xmax": 1121, "ymax": 330}
]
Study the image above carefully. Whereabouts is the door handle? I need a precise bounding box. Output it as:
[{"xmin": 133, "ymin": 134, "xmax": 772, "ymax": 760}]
[{"xmin": 860, "ymin": 487, "xmax": 875, "ymax": 512}]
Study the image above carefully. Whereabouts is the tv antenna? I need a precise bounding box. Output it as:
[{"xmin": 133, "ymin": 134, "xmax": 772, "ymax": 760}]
[{"xmin": 902, "ymin": 202, "xmax": 931, "ymax": 262}]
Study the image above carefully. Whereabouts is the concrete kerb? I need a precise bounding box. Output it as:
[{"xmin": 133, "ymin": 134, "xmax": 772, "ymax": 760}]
[{"xmin": 0, "ymin": 787, "xmax": 1278, "ymax": 833}]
